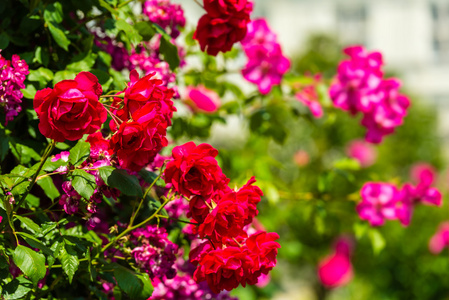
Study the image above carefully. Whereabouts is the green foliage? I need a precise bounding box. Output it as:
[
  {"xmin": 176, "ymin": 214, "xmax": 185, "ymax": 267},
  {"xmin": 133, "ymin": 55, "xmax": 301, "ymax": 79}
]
[{"xmin": 13, "ymin": 245, "xmax": 46, "ymax": 285}]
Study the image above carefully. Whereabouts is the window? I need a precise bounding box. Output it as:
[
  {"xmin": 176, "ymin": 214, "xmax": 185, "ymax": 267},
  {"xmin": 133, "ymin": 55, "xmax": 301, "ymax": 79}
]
[
  {"xmin": 336, "ymin": 3, "xmax": 367, "ymax": 45},
  {"xmin": 431, "ymin": 2, "xmax": 449, "ymax": 63}
]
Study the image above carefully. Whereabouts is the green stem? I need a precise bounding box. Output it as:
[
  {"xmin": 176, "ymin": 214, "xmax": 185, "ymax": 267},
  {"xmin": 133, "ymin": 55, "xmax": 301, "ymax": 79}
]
[
  {"xmin": 117, "ymin": 0, "xmax": 134, "ymax": 8},
  {"xmin": 101, "ymin": 197, "xmax": 171, "ymax": 253},
  {"xmin": 155, "ymin": 214, "xmax": 198, "ymax": 225},
  {"xmin": 100, "ymin": 94, "xmax": 125, "ymax": 99},
  {"xmin": 129, "ymin": 161, "xmax": 166, "ymax": 228},
  {"xmin": 14, "ymin": 140, "xmax": 56, "ymax": 213}
]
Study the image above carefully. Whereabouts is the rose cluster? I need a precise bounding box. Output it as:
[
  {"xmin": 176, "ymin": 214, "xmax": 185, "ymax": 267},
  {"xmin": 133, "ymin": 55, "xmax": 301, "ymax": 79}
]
[
  {"xmin": 164, "ymin": 141, "xmax": 280, "ymax": 293},
  {"xmin": 329, "ymin": 46, "xmax": 410, "ymax": 143},
  {"xmin": 109, "ymin": 70, "xmax": 175, "ymax": 171},
  {"xmin": 194, "ymin": 0, "xmax": 253, "ymax": 56},
  {"xmin": 356, "ymin": 164, "xmax": 441, "ymax": 226},
  {"xmin": 0, "ymin": 51, "xmax": 29, "ymax": 125},
  {"xmin": 142, "ymin": 0, "xmax": 186, "ymax": 39},
  {"xmin": 241, "ymin": 18, "xmax": 290, "ymax": 95}
]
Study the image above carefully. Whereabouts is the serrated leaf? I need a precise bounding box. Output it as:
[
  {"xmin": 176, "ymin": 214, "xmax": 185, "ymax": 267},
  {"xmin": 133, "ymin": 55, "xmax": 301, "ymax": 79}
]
[
  {"xmin": 135, "ymin": 273, "xmax": 154, "ymax": 298},
  {"xmin": 66, "ymin": 52, "xmax": 97, "ymax": 72},
  {"xmin": 60, "ymin": 243, "xmax": 79, "ymax": 283},
  {"xmin": 14, "ymin": 215, "xmax": 41, "ymax": 235},
  {"xmin": 114, "ymin": 265, "xmax": 143, "ymax": 298},
  {"xmin": 68, "ymin": 141, "xmax": 90, "ymax": 166},
  {"xmin": 13, "ymin": 245, "xmax": 46, "ymax": 284},
  {"xmin": 42, "ymin": 159, "xmax": 67, "ymax": 172},
  {"xmin": 36, "ymin": 176, "xmax": 60, "ymax": 200},
  {"xmin": 16, "ymin": 232, "xmax": 54, "ymax": 257},
  {"xmin": 71, "ymin": 169, "xmax": 96, "ymax": 200},
  {"xmin": 103, "ymin": 168, "xmax": 142, "ymax": 197},
  {"xmin": 28, "ymin": 67, "xmax": 54, "ymax": 87},
  {"xmin": 9, "ymin": 142, "xmax": 41, "ymax": 165}
]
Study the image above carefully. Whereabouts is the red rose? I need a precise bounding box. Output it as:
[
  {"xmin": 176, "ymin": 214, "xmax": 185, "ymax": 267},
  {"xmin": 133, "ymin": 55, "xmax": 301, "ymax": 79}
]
[
  {"xmin": 33, "ymin": 72, "xmax": 107, "ymax": 142},
  {"xmin": 164, "ymin": 142, "xmax": 229, "ymax": 198},
  {"xmin": 193, "ymin": 1, "xmax": 252, "ymax": 56},
  {"xmin": 236, "ymin": 176, "xmax": 263, "ymax": 225},
  {"xmin": 204, "ymin": 0, "xmax": 250, "ymax": 17},
  {"xmin": 197, "ymin": 192, "xmax": 248, "ymax": 244},
  {"xmin": 246, "ymin": 231, "xmax": 280, "ymax": 274},
  {"xmin": 110, "ymin": 105, "xmax": 168, "ymax": 171},
  {"xmin": 193, "ymin": 246, "xmax": 255, "ymax": 294},
  {"xmin": 188, "ymin": 187, "xmax": 231, "ymax": 223}
]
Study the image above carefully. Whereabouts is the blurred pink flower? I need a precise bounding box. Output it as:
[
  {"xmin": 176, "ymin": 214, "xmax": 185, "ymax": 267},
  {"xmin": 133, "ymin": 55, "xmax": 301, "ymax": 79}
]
[
  {"xmin": 318, "ymin": 237, "xmax": 354, "ymax": 288},
  {"xmin": 295, "ymin": 75, "xmax": 323, "ymax": 118},
  {"xmin": 241, "ymin": 18, "xmax": 290, "ymax": 95},
  {"xmin": 356, "ymin": 182, "xmax": 398, "ymax": 226},
  {"xmin": 241, "ymin": 18, "xmax": 277, "ymax": 51},
  {"xmin": 429, "ymin": 222, "xmax": 449, "ymax": 254},
  {"xmin": 256, "ymin": 273, "xmax": 271, "ymax": 288},
  {"xmin": 346, "ymin": 139, "xmax": 377, "ymax": 167},
  {"xmin": 183, "ymin": 86, "xmax": 221, "ymax": 113},
  {"xmin": 410, "ymin": 163, "xmax": 436, "ymax": 186},
  {"xmin": 406, "ymin": 163, "xmax": 442, "ymax": 206},
  {"xmin": 293, "ymin": 150, "xmax": 310, "ymax": 167}
]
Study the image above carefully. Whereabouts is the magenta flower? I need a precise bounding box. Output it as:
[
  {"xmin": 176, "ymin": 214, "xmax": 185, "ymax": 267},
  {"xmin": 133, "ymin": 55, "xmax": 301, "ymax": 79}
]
[
  {"xmin": 330, "ymin": 46, "xmax": 410, "ymax": 144},
  {"xmin": 184, "ymin": 86, "xmax": 221, "ymax": 113},
  {"xmin": 241, "ymin": 18, "xmax": 278, "ymax": 51},
  {"xmin": 142, "ymin": 0, "xmax": 185, "ymax": 39},
  {"xmin": 0, "ymin": 51, "xmax": 29, "ymax": 125},
  {"xmin": 429, "ymin": 222, "xmax": 449, "ymax": 254},
  {"xmin": 330, "ymin": 45, "xmax": 383, "ymax": 114},
  {"xmin": 346, "ymin": 139, "xmax": 377, "ymax": 167},
  {"xmin": 241, "ymin": 18, "xmax": 290, "ymax": 95},
  {"xmin": 356, "ymin": 182, "xmax": 398, "ymax": 226},
  {"xmin": 361, "ymin": 79, "xmax": 410, "ymax": 143},
  {"xmin": 242, "ymin": 44, "xmax": 290, "ymax": 95},
  {"xmin": 318, "ymin": 236, "xmax": 354, "ymax": 288}
]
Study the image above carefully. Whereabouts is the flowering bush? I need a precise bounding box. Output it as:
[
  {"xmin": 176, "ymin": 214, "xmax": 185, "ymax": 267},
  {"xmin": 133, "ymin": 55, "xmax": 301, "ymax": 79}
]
[{"xmin": 0, "ymin": 0, "xmax": 447, "ymax": 299}]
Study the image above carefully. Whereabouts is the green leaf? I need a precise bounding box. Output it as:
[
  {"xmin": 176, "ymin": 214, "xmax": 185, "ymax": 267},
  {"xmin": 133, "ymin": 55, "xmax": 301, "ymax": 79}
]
[
  {"xmin": 14, "ymin": 215, "xmax": 41, "ymax": 235},
  {"xmin": 0, "ymin": 32, "xmax": 10, "ymax": 49},
  {"xmin": 71, "ymin": 169, "xmax": 96, "ymax": 200},
  {"xmin": 159, "ymin": 35, "xmax": 180, "ymax": 71},
  {"xmin": 28, "ymin": 67, "xmax": 54, "ymax": 88},
  {"xmin": 138, "ymin": 169, "xmax": 158, "ymax": 184},
  {"xmin": 98, "ymin": 0, "xmax": 118, "ymax": 15},
  {"xmin": 114, "ymin": 265, "xmax": 144, "ymax": 298},
  {"xmin": 135, "ymin": 22, "xmax": 155, "ymax": 41},
  {"xmin": 66, "ymin": 52, "xmax": 97, "ymax": 72},
  {"xmin": 53, "ymin": 70, "xmax": 77, "ymax": 86},
  {"xmin": 135, "ymin": 273, "xmax": 154, "ymax": 298},
  {"xmin": 40, "ymin": 221, "xmax": 58, "ymax": 237},
  {"xmin": 116, "ymin": 19, "xmax": 142, "ymax": 47},
  {"xmin": 100, "ymin": 167, "xmax": 142, "ymax": 197},
  {"xmin": 25, "ymin": 194, "xmax": 40, "ymax": 208},
  {"xmin": 333, "ymin": 158, "xmax": 361, "ymax": 171},
  {"xmin": 68, "ymin": 141, "xmax": 90, "ymax": 166},
  {"xmin": 42, "ymin": 158, "xmax": 67, "ymax": 172},
  {"xmin": 43, "ymin": 2, "xmax": 63, "ymax": 24},
  {"xmin": 9, "ymin": 142, "xmax": 41, "ymax": 165},
  {"xmin": 47, "ymin": 22, "xmax": 70, "ymax": 51},
  {"xmin": 13, "ymin": 245, "xmax": 46, "ymax": 284},
  {"xmin": 3, "ymin": 276, "xmax": 33, "ymax": 300},
  {"xmin": 36, "ymin": 176, "xmax": 61, "ymax": 201},
  {"xmin": 21, "ymin": 84, "xmax": 37, "ymax": 99},
  {"xmin": 34, "ymin": 46, "xmax": 50, "ymax": 66},
  {"xmin": 16, "ymin": 232, "xmax": 54, "ymax": 257},
  {"xmin": 369, "ymin": 229, "xmax": 386, "ymax": 255},
  {"xmin": 59, "ymin": 243, "xmax": 79, "ymax": 284}
]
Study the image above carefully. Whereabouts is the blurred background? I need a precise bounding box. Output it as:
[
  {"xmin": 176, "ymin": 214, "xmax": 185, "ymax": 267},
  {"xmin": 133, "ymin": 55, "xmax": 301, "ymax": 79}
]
[{"xmin": 172, "ymin": 0, "xmax": 449, "ymax": 299}]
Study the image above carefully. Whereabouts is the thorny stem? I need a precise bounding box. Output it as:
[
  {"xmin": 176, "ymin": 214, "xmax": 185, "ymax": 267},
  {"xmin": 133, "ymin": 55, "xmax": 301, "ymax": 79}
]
[
  {"xmin": 35, "ymin": 167, "xmax": 102, "ymax": 181},
  {"xmin": 100, "ymin": 94, "xmax": 125, "ymax": 99},
  {"xmin": 129, "ymin": 161, "xmax": 167, "ymax": 228},
  {"xmin": 105, "ymin": 108, "xmax": 122, "ymax": 129},
  {"xmin": 14, "ymin": 140, "xmax": 56, "ymax": 213}
]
